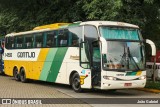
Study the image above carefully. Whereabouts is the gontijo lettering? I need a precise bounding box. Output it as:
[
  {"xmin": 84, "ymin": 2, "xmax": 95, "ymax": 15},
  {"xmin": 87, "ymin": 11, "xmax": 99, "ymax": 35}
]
[{"xmin": 17, "ymin": 52, "xmax": 35, "ymax": 58}]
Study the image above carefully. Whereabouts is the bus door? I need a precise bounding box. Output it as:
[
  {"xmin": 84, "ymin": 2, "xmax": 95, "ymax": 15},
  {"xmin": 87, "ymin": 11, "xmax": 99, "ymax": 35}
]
[
  {"xmin": 82, "ymin": 25, "xmax": 99, "ymax": 88},
  {"xmin": 92, "ymin": 41, "xmax": 101, "ymax": 86},
  {"xmin": 80, "ymin": 41, "xmax": 92, "ymax": 89}
]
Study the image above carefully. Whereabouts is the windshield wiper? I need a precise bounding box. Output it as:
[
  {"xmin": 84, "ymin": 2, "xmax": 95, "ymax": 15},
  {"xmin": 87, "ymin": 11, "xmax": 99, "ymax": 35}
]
[
  {"xmin": 127, "ymin": 47, "xmax": 140, "ymax": 70},
  {"xmin": 120, "ymin": 43, "xmax": 140, "ymax": 70}
]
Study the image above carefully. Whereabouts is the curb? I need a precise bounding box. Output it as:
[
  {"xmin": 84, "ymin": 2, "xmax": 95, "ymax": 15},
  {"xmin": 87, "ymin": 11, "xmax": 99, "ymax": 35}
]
[{"xmin": 136, "ymin": 88, "xmax": 160, "ymax": 94}]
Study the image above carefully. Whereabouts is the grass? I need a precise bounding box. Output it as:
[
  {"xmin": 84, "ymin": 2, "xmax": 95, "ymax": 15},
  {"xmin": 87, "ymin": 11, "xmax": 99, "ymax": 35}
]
[{"xmin": 145, "ymin": 81, "xmax": 160, "ymax": 90}]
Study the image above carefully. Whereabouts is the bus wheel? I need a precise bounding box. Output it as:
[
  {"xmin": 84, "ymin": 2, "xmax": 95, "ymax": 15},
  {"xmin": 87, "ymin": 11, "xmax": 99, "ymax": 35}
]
[
  {"xmin": 20, "ymin": 68, "xmax": 27, "ymax": 83},
  {"xmin": 13, "ymin": 67, "xmax": 20, "ymax": 81},
  {"xmin": 71, "ymin": 73, "xmax": 82, "ymax": 92}
]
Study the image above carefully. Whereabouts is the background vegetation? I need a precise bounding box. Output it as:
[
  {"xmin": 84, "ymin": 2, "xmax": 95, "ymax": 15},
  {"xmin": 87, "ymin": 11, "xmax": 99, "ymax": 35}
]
[{"xmin": 0, "ymin": 0, "xmax": 160, "ymax": 49}]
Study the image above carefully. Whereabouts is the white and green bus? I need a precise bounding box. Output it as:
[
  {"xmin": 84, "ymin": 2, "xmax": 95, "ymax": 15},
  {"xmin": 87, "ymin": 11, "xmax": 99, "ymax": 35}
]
[{"xmin": 4, "ymin": 21, "xmax": 156, "ymax": 92}]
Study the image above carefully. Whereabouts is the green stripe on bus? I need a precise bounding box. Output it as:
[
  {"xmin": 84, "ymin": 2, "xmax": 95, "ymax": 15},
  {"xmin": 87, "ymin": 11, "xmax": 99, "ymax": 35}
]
[
  {"xmin": 46, "ymin": 47, "xmax": 68, "ymax": 82},
  {"xmin": 39, "ymin": 48, "xmax": 58, "ymax": 81},
  {"xmin": 125, "ymin": 72, "xmax": 137, "ymax": 76}
]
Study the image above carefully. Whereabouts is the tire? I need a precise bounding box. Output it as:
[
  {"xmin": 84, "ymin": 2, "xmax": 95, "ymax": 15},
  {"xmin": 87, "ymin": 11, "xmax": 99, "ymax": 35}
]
[
  {"xmin": 20, "ymin": 68, "xmax": 28, "ymax": 83},
  {"xmin": 71, "ymin": 73, "xmax": 82, "ymax": 92},
  {"xmin": 13, "ymin": 67, "xmax": 20, "ymax": 81}
]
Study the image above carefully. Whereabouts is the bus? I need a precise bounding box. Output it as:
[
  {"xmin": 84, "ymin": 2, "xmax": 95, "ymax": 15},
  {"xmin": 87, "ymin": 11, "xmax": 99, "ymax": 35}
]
[
  {"xmin": 146, "ymin": 62, "xmax": 160, "ymax": 80},
  {"xmin": 146, "ymin": 50, "xmax": 160, "ymax": 80},
  {"xmin": 4, "ymin": 21, "xmax": 156, "ymax": 92},
  {"xmin": 0, "ymin": 36, "xmax": 4, "ymax": 74}
]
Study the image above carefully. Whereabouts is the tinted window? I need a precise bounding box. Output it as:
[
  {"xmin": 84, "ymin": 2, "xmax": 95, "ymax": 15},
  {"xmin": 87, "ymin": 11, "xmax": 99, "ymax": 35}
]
[
  {"xmin": 24, "ymin": 35, "xmax": 33, "ymax": 48},
  {"xmin": 16, "ymin": 36, "xmax": 23, "ymax": 49},
  {"xmin": 35, "ymin": 33, "xmax": 43, "ymax": 48},
  {"xmin": 84, "ymin": 25, "xmax": 98, "ymax": 41},
  {"xmin": 46, "ymin": 31, "xmax": 57, "ymax": 47},
  {"xmin": 5, "ymin": 37, "xmax": 15, "ymax": 49},
  {"xmin": 99, "ymin": 27, "xmax": 140, "ymax": 40},
  {"xmin": 58, "ymin": 29, "xmax": 68, "ymax": 47},
  {"xmin": 68, "ymin": 26, "xmax": 82, "ymax": 47}
]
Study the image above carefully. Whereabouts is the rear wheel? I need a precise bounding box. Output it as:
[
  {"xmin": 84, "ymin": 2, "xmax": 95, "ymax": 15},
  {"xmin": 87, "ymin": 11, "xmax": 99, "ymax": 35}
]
[
  {"xmin": 20, "ymin": 68, "xmax": 28, "ymax": 83},
  {"xmin": 13, "ymin": 67, "xmax": 20, "ymax": 81},
  {"xmin": 71, "ymin": 73, "xmax": 82, "ymax": 92}
]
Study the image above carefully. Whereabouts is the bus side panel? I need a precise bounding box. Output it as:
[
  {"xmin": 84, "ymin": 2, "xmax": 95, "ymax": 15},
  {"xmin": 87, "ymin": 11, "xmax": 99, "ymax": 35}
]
[
  {"xmin": 64, "ymin": 47, "xmax": 92, "ymax": 89},
  {"xmin": 29, "ymin": 48, "xmax": 49, "ymax": 80},
  {"xmin": 55, "ymin": 62, "xmax": 67, "ymax": 84},
  {"xmin": 4, "ymin": 60, "xmax": 13, "ymax": 76},
  {"xmin": 26, "ymin": 61, "xmax": 33, "ymax": 79},
  {"xmin": 39, "ymin": 48, "xmax": 68, "ymax": 83},
  {"xmin": 39, "ymin": 48, "xmax": 57, "ymax": 81},
  {"xmin": 28, "ymin": 62, "xmax": 44, "ymax": 80},
  {"xmin": 46, "ymin": 48, "xmax": 68, "ymax": 82},
  {"xmin": 61, "ymin": 47, "xmax": 80, "ymax": 85}
]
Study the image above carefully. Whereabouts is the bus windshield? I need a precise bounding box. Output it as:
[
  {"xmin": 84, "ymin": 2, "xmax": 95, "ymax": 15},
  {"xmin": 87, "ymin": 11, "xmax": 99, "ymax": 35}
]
[
  {"xmin": 102, "ymin": 41, "xmax": 145, "ymax": 71},
  {"xmin": 99, "ymin": 26, "xmax": 141, "ymax": 40}
]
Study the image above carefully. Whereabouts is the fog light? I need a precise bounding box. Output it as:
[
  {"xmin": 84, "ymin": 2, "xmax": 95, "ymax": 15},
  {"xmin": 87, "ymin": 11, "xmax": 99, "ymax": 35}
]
[{"xmin": 103, "ymin": 76, "xmax": 116, "ymax": 80}]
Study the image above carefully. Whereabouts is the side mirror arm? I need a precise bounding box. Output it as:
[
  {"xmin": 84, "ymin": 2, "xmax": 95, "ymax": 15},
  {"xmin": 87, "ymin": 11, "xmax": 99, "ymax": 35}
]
[{"xmin": 145, "ymin": 39, "xmax": 156, "ymax": 56}]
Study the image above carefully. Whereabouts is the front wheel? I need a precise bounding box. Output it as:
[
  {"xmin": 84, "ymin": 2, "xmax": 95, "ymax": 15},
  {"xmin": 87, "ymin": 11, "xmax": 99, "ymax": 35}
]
[{"xmin": 71, "ymin": 73, "xmax": 82, "ymax": 92}]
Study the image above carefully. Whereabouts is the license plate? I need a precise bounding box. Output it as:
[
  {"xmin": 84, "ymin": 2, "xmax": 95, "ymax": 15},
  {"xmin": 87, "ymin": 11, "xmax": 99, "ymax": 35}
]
[{"xmin": 124, "ymin": 83, "xmax": 132, "ymax": 87}]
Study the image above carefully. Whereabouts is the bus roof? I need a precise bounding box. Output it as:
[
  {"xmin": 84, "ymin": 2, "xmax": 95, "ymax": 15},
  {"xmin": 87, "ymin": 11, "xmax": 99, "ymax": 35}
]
[
  {"xmin": 33, "ymin": 23, "xmax": 70, "ymax": 30},
  {"xmin": 59, "ymin": 21, "xmax": 139, "ymax": 28},
  {"xmin": 5, "ymin": 28, "xmax": 52, "ymax": 37},
  {"xmin": 6, "ymin": 23, "xmax": 70, "ymax": 37},
  {"xmin": 80, "ymin": 21, "xmax": 139, "ymax": 28},
  {"xmin": 5, "ymin": 21, "xmax": 139, "ymax": 37}
]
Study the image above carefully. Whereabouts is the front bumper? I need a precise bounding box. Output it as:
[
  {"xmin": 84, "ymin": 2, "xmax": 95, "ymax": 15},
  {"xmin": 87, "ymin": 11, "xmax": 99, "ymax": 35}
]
[{"xmin": 101, "ymin": 79, "xmax": 146, "ymax": 90}]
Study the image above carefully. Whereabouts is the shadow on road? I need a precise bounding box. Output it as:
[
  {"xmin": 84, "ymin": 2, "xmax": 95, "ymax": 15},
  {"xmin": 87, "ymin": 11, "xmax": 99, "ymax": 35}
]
[
  {"xmin": 26, "ymin": 79, "xmax": 144, "ymax": 97},
  {"xmin": 1, "ymin": 75, "xmax": 146, "ymax": 97}
]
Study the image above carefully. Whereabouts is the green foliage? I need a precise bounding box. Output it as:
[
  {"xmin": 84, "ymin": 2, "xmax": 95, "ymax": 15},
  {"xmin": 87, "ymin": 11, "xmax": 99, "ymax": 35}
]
[
  {"xmin": 0, "ymin": 0, "xmax": 160, "ymax": 51},
  {"xmin": 0, "ymin": 9, "xmax": 19, "ymax": 34},
  {"xmin": 145, "ymin": 81, "xmax": 160, "ymax": 90},
  {"xmin": 80, "ymin": 0, "xmax": 122, "ymax": 20}
]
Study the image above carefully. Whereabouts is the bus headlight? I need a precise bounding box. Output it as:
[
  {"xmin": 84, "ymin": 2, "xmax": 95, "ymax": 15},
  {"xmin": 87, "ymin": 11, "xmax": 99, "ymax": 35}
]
[
  {"xmin": 139, "ymin": 75, "xmax": 146, "ymax": 80},
  {"xmin": 103, "ymin": 76, "xmax": 116, "ymax": 80}
]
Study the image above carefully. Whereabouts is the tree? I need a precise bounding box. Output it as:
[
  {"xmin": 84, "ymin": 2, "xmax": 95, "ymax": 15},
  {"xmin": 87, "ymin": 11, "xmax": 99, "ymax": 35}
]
[{"xmin": 0, "ymin": 0, "xmax": 159, "ymax": 49}]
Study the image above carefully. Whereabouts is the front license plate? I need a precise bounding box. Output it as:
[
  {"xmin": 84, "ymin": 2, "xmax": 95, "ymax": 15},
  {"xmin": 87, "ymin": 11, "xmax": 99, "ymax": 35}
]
[{"xmin": 124, "ymin": 83, "xmax": 132, "ymax": 87}]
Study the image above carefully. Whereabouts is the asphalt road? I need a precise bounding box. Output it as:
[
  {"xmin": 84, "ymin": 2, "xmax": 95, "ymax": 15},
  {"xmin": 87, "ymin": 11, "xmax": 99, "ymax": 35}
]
[{"xmin": 0, "ymin": 75, "xmax": 160, "ymax": 107}]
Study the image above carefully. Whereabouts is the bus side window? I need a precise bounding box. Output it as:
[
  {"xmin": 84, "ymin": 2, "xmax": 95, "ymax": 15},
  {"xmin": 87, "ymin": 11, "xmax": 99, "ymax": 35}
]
[
  {"xmin": 25, "ymin": 35, "xmax": 33, "ymax": 48},
  {"xmin": 6, "ymin": 37, "xmax": 15, "ymax": 49},
  {"xmin": 156, "ymin": 65, "xmax": 159, "ymax": 69},
  {"xmin": 84, "ymin": 25, "xmax": 98, "ymax": 44},
  {"xmin": 5, "ymin": 37, "xmax": 9, "ymax": 49},
  {"xmin": 158, "ymin": 65, "xmax": 160, "ymax": 69},
  {"xmin": 46, "ymin": 31, "xmax": 56, "ymax": 47},
  {"xmin": 58, "ymin": 29, "xmax": 68, "ymax": 47},
  {"xmin": 147, "ymin": 65, "xmax": 152, "ymax": 69},
  {"xmin": 35, "ymin": 33, "xmax": 43, "ymax": 48},
  {"xmin": 68, "ymin": 26, "xmax": 82, "ymax": 47},
  {"xmin": 16, "ymin": 36, "xmax": 23, "ymax": 49}
]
